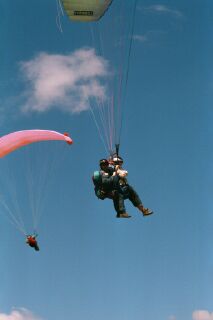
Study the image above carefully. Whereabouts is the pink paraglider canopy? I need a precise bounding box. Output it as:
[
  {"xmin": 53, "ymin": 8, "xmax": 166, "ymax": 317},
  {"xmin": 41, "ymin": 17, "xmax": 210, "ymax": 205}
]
[{"xmin": 0, "ymin": 130, "xmax": 73, "ymax": 158}]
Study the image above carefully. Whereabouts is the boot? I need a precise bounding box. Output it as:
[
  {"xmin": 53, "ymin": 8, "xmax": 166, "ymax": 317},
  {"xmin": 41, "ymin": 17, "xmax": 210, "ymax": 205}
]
[
  {"xmin": 137, "ymin": 205, "xmax": 153, "ymax": 216},
  {"xmin": 116, "ymin": 212, "xmax": 131, "ymax": 218}
]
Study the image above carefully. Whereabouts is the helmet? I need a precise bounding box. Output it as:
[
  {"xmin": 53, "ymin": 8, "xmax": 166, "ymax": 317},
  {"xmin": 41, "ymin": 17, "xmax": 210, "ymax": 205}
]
[
  {"xmin": 99, "ymin": 159, "xmax": 109, "ymax": 166},
  {"xmin": 112, "ymin": 156, "xmax": 123, "ymax": 165}
]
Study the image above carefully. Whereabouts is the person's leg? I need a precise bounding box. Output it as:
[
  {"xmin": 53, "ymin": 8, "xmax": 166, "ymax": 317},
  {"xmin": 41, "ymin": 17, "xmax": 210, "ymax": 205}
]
[
  {"xmin": 113, "ymin": 192, "xmax": 131, "ymax": 218},
  {"xmin": 128, "ymin": 185, "xmax": 153, "ymax": 216},
  {"xmin": 35, "ymin": 244, "xmax": 40, "ymax": 251},
  {"xmin": 128, "ymin": 185, "xmax": 142, "ymax": 207}
]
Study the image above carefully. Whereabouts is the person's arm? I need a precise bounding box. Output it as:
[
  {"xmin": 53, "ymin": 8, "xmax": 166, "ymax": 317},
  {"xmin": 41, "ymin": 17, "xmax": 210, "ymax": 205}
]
[{"xmin": 115, "ymin": 165, "xmax": 128, "ymax": 178}]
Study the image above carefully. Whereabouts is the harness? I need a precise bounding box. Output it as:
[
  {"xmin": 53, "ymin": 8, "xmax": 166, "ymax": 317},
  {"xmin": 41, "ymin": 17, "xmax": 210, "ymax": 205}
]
[{"xmin": 92, "ymin": 170, "xmax": 115, "ymax": 200}]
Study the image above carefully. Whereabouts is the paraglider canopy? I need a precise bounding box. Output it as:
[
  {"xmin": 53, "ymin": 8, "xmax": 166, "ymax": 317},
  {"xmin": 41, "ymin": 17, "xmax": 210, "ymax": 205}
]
[
  {"xmin": 61, "ymin": 0, "xmax": 113, "ymax": 22},
  {"xmin": 0, "ymin": 130, "xmax": 72, "ymax": 158}
]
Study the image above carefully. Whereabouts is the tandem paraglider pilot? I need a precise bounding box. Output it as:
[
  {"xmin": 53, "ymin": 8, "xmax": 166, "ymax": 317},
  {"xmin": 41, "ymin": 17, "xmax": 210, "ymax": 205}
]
[{"xmin": 92, "ymin": 156, "xmax": 153, "ymax": 218}]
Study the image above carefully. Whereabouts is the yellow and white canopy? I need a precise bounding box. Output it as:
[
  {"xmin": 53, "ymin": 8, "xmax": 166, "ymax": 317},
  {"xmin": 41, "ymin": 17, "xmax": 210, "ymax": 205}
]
[{"xmin": 61, "ymin": 0, "xmax": 113, "ymax": 22}]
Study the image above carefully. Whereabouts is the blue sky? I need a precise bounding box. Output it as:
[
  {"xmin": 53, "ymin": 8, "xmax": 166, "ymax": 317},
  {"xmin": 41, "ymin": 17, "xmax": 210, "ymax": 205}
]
[{"xmin": 0, "ymin": 1, "xmax": 213, "ymax": 320}]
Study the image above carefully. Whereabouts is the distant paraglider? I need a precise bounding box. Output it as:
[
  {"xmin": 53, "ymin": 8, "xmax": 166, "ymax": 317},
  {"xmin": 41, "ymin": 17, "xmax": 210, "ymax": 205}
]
[{"xmin": 0, "ymin": 129, "xmax": 73, "ymax": 239}]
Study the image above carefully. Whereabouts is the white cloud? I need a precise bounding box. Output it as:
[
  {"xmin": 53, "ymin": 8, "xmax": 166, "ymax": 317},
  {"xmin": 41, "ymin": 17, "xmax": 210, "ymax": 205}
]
[
  {"xmin": 193, "ymin": 310, "xmax": 213, "ymax": 320},
  {"xmin": 133, "ymin": 34, "xmax": 147, "ymax": 42},
  {"xmin": 133, "ymin": 30, "xmax": 167, "ymax": 44},
  {"xmin": 141, "ymin": 5, "xmax": 183, "ymax": 18},
  {"xmin": 0, "ymin": 308, "xmax": 42, "ymax": 320},
  {"xmin": 168, "ymin": 316, "xmax": 176, "ymax": 320},
  {"xmin": 20, "ymin": 48, "xmax": 109, "ymax": 114}
]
